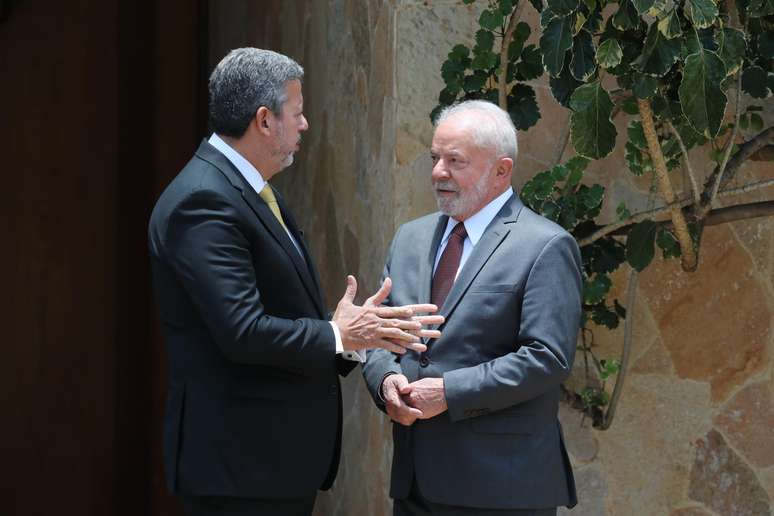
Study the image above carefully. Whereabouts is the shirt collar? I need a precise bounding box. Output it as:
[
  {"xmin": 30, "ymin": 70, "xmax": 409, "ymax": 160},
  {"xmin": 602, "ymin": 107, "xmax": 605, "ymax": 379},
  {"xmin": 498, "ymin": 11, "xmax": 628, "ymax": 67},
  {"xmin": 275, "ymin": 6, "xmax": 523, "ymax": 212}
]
[
  {"xmin": 209, "ymin": 133, "xmax": 267, "ymax": 194},
  {"xmin": 440, "ymin": 187, "xmax": 514, "ymax": 246}
]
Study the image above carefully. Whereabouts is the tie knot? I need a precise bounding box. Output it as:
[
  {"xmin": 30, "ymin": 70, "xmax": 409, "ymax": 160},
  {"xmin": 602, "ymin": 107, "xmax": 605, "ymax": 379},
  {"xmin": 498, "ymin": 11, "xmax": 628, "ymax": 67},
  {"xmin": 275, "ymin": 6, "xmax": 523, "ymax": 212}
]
[
  {"xmin": 259, "ymin": 185, "xmax": 278, "ymax": 204},
  {"xmin": 451, "ymin": 222, "xmax": 467, "ymax": 240}
]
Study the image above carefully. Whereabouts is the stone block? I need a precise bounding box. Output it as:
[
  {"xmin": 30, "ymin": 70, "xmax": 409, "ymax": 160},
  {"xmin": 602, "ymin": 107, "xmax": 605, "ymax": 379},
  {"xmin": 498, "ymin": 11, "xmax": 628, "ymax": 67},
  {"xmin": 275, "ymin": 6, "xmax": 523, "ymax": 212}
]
[{"xmin": 689, "ymin": 429, "xmax": 771, "ymax": 516}]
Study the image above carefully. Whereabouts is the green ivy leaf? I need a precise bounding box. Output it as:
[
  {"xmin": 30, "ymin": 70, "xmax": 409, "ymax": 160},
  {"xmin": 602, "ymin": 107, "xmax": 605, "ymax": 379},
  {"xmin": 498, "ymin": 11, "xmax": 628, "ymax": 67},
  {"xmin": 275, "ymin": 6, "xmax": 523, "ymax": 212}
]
[
  {"xmin": 508, "ymin": 23, "xmax": 532, "ymax": 60},
  {"xmin": 633, "ymin": 74, "xmax": 659, "ymax": 98},
  {"xmin": 570, "ymin": 81, "xmax": 617, "ymax": 159},
  {"xmin": 657, "ymin": 10, "xmax": 683, "ymax": 39},
  {"xmin": 500, "ymin": 0, "xmax": 515, "ymax": 15},
  {"xmin": 549, "ymin": 0, "xmax": 581, "ymax": 16},
  {"xmin": 679, "ymin": 49, "xmax": 727, "ymax": 137},
  {"xmin": 507, "ymin": 84, "xmax": 541, "ymax": 130},
  {"xmin": 597, "ymin": 39, "xmax": 623, "ymax": 69},
  {"xmin": 613, "ymin": 0, "xmax": 639, "ymax": 30},
  {"xmin": 472, "ymin": 50, "xmax": 499, "ymax": 70},
  {"xmin": 583, "ymin": 237, "xmax": 626, "ymax": 274},
  {"xmin": 742, "ymin": 65, "xmax": 769, "ymax": 98},
  {"xmin": 747, "ymin": 0, "xmax": 774, "ymax": 17},
  {"xmin": 580, "ymin": 184, "xmax": 605, "ymax": 210},
  {"xmin": 479, "ymin": 9, "xmax": 504, "ymax": 30},
  {"xmin": 463, "ymin": 71, "xmax": 488, "ymax": 92},
  {"xmin": 591, "ymin": 305, "xmax": 620, "ymax": 329},
  {"xmin": 617, "ymin": 202, "xmax": 632, "ymax": 220},
  {"xmin": 621, "ymin": 95, "xmax": 640, "ymax": 115},
  {"xmin": 550, "ymin": 58, "xmax": 583, "ymax": 106},
  {"xmin": 584, "ymin": 273, "xmax": 613, "ymax": 304},
  {"xmin": 750, "ymin": 112, "xmax": 764, "ymax": 131},
  {"xmin": 463, "ymin": 0, "xmax": 475, "ymax": 3},
  {"xmin": 541, "ymin": 6, "xmax": 557, "ymax": 28},
  {"xmin": 541, "ymin": 15, "xmax": 575, "ymax": 77},
  {"xmin": 516, "ymin": 45, "xmax": 545, "ymax": 80},
  {"xmin": 571, "ymin": 30, "xmax": 597, "ymax": 81},
  {"xmin": 584, "ymin": 7, "xmax": 604, "ymax": 33},
  {"xmin": 599, "ymin": 358, "xmax": 621, "ymax": 380},
  {"xmin": 475, "ymin": 29, "xmax": 495, "ymax": 53},
  {"xmin": 715, "ymin": 28, "xmax": 747, "ymax": 76},
  {"xmin": 656, "ymin": 228, "xmax": 681, "ymax": 258},
  {"xmin": 758, "ymin": 31, "xmax": 774, "ymax": 57},
  {"xmin": 632, "ymin": 0, "xmax": 656, "ymax": 14},
  {"xmin": 633, "ymin": 24, "xmax": 681, "ymax": 77},
  {"xmin": 625, "ymin": 141, "xmax": 648, "ymax": 175},
  {"xmin": 626, "ymin": 220, "xmax": 658, "ymax": 271},
  {"xmin": 627, "ymin": 120, "xmax": 648, "ymax": 149},
  {"xmin": 686, "ymin": 0, "xmax": 719, "ymax": 29}
]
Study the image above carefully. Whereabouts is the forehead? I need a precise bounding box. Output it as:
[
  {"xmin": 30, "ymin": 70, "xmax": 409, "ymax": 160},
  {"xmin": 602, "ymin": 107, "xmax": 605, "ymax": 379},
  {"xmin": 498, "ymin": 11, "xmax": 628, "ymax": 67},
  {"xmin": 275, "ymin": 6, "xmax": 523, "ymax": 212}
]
[
  {"xmin": 431, "ymin": 117, "xmax": 476, "ymax": 152},
  {"xmin": 283, "ymin": 79, "xmax": 303, "ymax": 104}
]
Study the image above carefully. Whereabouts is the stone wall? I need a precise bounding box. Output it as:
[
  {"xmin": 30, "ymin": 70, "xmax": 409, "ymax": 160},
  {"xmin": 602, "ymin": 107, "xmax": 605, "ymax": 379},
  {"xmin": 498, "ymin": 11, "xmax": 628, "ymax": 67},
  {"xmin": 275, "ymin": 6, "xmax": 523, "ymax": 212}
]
[{"xmin": 209, "ymin": 1, "xmax": 773, "ymax": 514}]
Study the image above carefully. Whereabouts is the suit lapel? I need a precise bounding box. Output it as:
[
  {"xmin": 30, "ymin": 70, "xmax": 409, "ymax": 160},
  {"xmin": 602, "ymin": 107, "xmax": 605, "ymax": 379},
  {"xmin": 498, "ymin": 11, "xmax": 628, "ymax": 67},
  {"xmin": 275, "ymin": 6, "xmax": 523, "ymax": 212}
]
[
  {"xmin": 195, "ymin": 140, "xmax": 327, "ymax": 318},
  {"xmin": 436, "ymin": 194, "xmax": 526, "ymax": 326}
]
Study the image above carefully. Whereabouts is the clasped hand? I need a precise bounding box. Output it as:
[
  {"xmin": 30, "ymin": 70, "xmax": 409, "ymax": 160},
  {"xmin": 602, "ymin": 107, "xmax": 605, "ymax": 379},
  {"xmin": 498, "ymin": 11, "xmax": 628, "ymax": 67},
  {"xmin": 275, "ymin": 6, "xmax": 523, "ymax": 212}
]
[
  {"xmin": 381, "ymin": 374, "xmax": 447, "ymax": 426},
  {"xmin": 332, "ymin": 275, "xmax": 444, "ymax": 355}
]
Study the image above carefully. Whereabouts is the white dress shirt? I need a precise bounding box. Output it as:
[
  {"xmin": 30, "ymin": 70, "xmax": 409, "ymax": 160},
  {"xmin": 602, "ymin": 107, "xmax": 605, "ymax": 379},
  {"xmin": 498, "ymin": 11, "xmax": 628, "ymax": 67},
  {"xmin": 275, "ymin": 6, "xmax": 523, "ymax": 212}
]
[
  {"xmin": 208, "ymin": 133, "xmax": 363, "ymax": 362},
  {"xmin": 433, "ymin": 187, "xmax": 514, "ymax": 277}
]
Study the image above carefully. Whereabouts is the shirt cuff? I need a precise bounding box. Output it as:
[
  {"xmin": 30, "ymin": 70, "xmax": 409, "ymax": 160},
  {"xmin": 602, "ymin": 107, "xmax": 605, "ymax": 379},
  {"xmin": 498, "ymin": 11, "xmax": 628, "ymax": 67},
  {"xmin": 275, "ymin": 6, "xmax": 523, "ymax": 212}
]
[{"xmin": 330, "ymin": 321, "xmax": 366, "ymax": 363}]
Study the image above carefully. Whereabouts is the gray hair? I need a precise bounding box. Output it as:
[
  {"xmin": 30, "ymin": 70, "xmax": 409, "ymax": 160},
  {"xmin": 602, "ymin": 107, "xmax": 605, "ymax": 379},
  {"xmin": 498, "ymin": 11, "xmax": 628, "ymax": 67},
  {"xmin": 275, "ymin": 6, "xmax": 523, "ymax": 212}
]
[
  {"xmin": 208, "ymin": 48, "xmax": 304, "ymax": 138},
  {"xmin": 434, "ymin": 100, "xmax": 518, "ymax": 161}
]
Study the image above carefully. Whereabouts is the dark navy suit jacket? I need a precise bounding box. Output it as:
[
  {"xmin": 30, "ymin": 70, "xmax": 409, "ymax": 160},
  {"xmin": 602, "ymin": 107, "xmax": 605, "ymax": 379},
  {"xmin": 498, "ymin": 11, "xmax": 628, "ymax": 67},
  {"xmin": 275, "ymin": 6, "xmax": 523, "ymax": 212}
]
[{"xmin": 148, "ymin": 140, "xmax": 354, "ymax": 498}]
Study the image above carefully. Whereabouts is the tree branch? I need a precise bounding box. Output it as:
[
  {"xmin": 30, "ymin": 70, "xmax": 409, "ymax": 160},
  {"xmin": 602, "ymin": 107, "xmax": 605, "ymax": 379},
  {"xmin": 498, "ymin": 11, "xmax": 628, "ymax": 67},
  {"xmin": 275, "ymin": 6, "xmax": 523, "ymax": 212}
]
[
  {"xmin": 667, "ymin": 120, "xmax": 701, "ymax": 205},
  {"xmin": 701, "ymin": 126, "xmax": 774, "ymax": 204},
  {"xmin": 498, "ymin": 3, "xmax": 525, "ymax": 110},
  {"xmin": 700, "ymin": 67, "xmax": 744, "ymax": 218},
  {"xmin": 600, "ymin": 267, "xmax": 638, "ymax": 431},
  {"xmin": 637, "ymin": 98, "xmax": 698, "ymax": 270},
  {"xmin": 578, "ymin": 178, "xmax": 774, "ymax": 246}
]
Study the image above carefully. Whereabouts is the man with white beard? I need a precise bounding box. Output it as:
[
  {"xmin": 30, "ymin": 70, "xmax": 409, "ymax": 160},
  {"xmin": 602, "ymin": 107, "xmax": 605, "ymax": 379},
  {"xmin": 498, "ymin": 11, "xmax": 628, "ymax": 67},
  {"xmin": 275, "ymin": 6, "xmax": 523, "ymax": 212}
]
[{"xmin": 363, "ymin": 100, "xmax": 583, "ymax": 515}]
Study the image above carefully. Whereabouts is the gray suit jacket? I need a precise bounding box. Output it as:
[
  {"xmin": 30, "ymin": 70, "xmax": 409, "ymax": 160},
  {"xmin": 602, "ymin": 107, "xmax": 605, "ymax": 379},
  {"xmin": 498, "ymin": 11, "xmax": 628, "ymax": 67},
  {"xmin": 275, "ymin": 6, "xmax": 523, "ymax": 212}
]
[{"xmin": 363, "ymin": 193, "xmax": 582, "ymax": 510}]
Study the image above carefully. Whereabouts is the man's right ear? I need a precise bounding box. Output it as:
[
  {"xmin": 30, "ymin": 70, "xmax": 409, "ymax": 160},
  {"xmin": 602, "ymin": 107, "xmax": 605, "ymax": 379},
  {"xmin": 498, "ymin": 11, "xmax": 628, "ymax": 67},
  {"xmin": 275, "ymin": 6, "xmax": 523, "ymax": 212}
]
[{"xmin": 255, "ymin": 106, "xmax": 272, "ymax": 135}]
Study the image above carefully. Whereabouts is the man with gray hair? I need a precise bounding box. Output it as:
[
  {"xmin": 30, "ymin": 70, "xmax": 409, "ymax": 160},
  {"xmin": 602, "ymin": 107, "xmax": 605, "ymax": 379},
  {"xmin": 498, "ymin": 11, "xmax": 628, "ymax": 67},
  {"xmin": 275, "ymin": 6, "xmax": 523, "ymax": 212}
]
[
  {"xmin": 363, "ymin": 100, "xmax": 582, "ymax": 515},
  {"xmin": 149, "ymin": 48, "xmax": 441, "ymax": 515}
]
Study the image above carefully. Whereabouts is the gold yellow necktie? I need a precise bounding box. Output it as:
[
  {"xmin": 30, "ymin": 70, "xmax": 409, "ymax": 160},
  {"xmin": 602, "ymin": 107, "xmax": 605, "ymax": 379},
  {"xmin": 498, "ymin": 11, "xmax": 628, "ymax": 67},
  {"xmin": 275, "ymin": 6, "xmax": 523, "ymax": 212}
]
[{"xmin": 258, "ymin": 185, "xmax": 288, "ymax": 231}]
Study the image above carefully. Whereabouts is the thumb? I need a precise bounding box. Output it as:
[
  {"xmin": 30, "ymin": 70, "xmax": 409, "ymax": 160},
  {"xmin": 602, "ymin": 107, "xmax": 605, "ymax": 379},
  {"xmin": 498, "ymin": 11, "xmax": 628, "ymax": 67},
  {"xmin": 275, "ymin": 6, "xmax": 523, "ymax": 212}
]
[
  {"xmin": 342, "ymin": 275, "xmax": 358, "ymax": 303},
  {"xmin": 399, "ymin": 383, "xmax": 413, "ymax": 396},
  {"xmin": 367, "ymin": 277, "xmax": 392, "ymax": 306}
]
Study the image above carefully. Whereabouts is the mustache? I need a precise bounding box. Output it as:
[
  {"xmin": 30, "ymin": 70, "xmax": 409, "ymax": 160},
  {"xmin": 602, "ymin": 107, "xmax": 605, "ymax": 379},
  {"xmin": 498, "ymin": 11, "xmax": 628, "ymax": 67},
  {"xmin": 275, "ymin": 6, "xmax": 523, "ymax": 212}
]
[{"xmin": 433, "ymin": 181, "xmax": 459, "ymax": 192}]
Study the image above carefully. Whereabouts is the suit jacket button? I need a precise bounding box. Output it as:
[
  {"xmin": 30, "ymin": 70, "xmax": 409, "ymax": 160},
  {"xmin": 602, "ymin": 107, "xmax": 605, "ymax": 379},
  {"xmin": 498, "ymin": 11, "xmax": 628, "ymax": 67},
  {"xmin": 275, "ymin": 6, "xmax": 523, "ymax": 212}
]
[
  {"xmin": 419, "ymin": 355, "xmax": 429, "ymax": 367},
  {"xmin": 329, "ymin": 384, "xmax": 338, "ymax": 395}
]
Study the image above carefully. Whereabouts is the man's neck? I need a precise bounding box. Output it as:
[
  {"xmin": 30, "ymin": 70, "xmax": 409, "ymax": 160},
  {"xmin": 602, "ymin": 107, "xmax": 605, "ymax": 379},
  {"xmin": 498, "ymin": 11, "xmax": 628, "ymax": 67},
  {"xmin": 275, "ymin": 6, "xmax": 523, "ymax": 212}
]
[{"xmin": 219, "ymin": 133, "xmax": 277, "ymax": 181}]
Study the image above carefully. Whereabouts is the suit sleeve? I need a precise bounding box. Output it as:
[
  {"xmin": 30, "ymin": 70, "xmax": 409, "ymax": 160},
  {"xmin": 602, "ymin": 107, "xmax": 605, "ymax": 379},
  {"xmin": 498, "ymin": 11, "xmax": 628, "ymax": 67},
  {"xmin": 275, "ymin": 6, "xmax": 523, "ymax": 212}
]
[
  {"xmin": 163, "ymin": 188, "xmax": 335, "ymax": 374},
  {"xmin": 362, "ymin": 226, "xmax": 404, "ymax": 411},
  {"xmin": 443, "ymin": 232, "xmax": 582, "ymax": 421}
]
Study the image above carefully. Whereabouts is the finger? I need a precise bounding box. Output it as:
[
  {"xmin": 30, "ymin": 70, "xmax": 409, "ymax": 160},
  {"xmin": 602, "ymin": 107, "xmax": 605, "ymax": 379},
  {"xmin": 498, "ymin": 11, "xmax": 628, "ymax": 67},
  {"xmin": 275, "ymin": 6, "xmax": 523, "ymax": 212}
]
[
  {"xmin": 398, "ymin": 303, "xmax": 439, "ymax": 314},
  {"xmin": 341, "ymin": 275, "xmax": 357, "ymax": 304},
  {"xmin": 381, "ymin": 318, "xmax": 422, "ymax": 331},
  {"xmin": 376, "ymin": 339, "xmax": 408, "ymax": 354},
  {"xmin": 412, "ymin": 315, "xmax": 445, "ymax": 326},
  {"xmin": 382, "ymin": 338, "xmax": 427, "ymax": 353},
  {"xmin": 398, "ymin": 384, "xmax": 413, "ymax": 395},
  {"xmin": 418, "ymin": 329, "xmax": 442, "ymax": 339},
  {"xmin": 374, "ymin": 305, "xmax": 414, "ymax": 319},
  {"xmin": 378, "ymin": 327, "xmax": 420, "ymax": 342},
  {"xmin": 366, "ymin": 277, "xmax": 392, "ymax": 306}
]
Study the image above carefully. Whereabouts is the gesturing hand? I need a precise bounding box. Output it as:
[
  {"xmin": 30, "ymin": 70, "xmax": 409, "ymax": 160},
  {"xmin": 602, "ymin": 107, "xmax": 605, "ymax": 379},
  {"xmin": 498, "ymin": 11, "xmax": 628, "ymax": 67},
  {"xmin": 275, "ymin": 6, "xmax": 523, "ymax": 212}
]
[
  {"xmin": 382, "ymin": 374, "xmax": 423, "ymax": 426},
  {"xmin": 332, "ymin": 276, "xmax": 443, "ymax": 354},
  {"xmin": 402, "ymin": 377, "xmax": 447, "ymax": 420}
]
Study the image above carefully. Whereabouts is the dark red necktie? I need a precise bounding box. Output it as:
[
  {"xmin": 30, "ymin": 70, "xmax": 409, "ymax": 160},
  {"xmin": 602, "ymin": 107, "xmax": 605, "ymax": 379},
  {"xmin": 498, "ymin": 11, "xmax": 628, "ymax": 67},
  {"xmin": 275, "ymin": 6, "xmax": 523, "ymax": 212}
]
[{"xmin": 431, "ymin": 222, "xmax": 467, "ymax": 308}]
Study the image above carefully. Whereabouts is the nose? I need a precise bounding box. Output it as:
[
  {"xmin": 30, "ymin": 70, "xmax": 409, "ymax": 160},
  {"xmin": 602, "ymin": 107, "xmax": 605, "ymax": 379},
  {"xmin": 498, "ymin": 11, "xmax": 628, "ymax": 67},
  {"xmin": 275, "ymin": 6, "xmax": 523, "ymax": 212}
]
[
  {"xmin": 432, "ymin": 160, "xmax": 450, "ymax": 181},
  {"xmin": 300, "ymin": 115, "xmax": 309, "ymax": 132}
]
